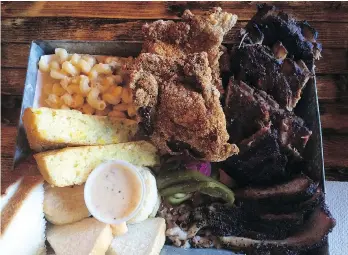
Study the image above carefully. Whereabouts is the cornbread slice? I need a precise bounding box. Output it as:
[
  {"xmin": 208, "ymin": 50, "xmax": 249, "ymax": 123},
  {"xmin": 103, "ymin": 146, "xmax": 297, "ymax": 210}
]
[
  {"xmin": 22, "ymin": 107, "xmax": 137, "ymax": 151},
  {"xmin": 44, "ymin": 184, "xmax": 90, "ymax": 225},
  {"xmin": 47, "ymin": 217, "xmax": 113, "ymax": 255},
  {"xmin": 34, "ymin": 141, "xmax": 159, "ymax": 187}
]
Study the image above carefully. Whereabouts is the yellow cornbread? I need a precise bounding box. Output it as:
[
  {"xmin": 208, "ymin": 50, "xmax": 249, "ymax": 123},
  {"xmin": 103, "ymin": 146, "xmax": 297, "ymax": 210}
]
[
  {"xmin": 22, "ymin": 107, "xmax": 137, "ymax": 151},
  {"xmin": 34, "ymin": 141, "xmax": 159, "ymax": 187}
]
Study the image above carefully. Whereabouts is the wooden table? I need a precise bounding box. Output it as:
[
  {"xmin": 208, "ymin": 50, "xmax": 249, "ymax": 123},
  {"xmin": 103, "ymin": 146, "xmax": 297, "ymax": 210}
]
[{"xmin": 1, "ymin": 1, "xmax": 348, "ymax": 181}]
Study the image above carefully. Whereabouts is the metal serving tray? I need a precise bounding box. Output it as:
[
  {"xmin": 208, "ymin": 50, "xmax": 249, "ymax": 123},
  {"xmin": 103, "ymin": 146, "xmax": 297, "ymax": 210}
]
[{"xmin": 14, "ymin": 40, "xmax": 328, "ymax": 255}]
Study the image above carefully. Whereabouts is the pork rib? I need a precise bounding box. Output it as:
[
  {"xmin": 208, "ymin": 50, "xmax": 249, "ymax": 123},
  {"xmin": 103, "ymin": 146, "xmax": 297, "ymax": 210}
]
[
  {"xmin": 230, "ymin": 44, "xmax": 312, "ymax": 110},
  {"xmin": 244, "ymin": 3, "xmax": 322, "ymax": 71},
  {"xmin": 225, "ymin": 79, "xmax": 312, "ymax": 156}
]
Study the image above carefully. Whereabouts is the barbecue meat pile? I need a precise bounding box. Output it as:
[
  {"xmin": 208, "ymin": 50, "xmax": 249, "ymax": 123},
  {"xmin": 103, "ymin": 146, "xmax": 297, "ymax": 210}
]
[
  {"xmin": 215, "ymin": 4, "xmax": 334, "ymax": 254},
  {"xmin": 142, "ymin": 7, "xmax": 238, "ymax": 93},
  {"xmin": 129, "ymin": 52, "xmax": 238, "ymax": 161}
]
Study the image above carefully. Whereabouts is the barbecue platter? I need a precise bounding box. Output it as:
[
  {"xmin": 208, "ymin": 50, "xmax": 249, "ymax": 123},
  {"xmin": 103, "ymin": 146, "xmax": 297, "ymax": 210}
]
[{"xmin": 2, "ymin": 4, "xmax": 335, "ymax": 255}]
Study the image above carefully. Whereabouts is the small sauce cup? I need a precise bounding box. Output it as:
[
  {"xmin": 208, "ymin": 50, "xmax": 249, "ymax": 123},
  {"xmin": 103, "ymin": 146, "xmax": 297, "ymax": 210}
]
[{"xmin": 84, "ymin": 160, "xmax": 145, "ymax": 224}]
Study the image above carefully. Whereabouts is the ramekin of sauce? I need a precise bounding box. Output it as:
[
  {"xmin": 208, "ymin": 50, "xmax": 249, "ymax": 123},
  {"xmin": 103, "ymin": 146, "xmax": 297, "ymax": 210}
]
[{"xmin": 84, "ymin": 160, "xmax": 145, "ymax": 224}]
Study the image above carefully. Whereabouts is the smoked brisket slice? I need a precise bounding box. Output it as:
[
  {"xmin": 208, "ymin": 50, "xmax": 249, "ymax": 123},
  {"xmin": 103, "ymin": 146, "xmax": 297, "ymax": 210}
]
[
  {"xmin": 234, "ymin": 175, "xmax": 319, "ymax": 204},
  {"xmin": 220, "ymin": 206, "xmax": 335, "ymax": 255},
  {"xmin": 241, "ymin": 188, "xmax": 324, "ymax": 215},
  {"xmin": 240, "ymin": 212, "xmax": 304, "ymax": 240}
]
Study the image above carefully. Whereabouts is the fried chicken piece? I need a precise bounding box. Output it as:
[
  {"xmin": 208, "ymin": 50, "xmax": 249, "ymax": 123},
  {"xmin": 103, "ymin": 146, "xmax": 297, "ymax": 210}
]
[
  {"xmin": 128, "ymin": 52, "xmax": 238, "ymax": 162},
  {"xmin": 142, "ymin": 7, "xmax": 238, "ymax": 93}
]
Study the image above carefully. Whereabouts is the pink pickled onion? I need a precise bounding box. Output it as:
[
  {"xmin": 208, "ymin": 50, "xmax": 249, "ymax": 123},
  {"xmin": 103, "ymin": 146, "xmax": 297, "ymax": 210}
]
[{"xmin": 184, "ymin": 161, "xmax": 211, "ymax": 176}]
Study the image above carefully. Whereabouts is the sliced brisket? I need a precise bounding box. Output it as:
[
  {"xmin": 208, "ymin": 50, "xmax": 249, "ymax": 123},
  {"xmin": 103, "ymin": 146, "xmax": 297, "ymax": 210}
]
[
  {"xmin": 220, "ymin": 206, "xmax": 335, "ymax": 255},
  {"xmin": 242, "ymin": 188, "xmax": 324, "ymax": 215},
  {"xmin": 242, "ymin": 212, "xmax": 304, "ymax": 240},
  {"xmin": 234, "ymin": 175, "xmax": 319, "ymax": 204}
]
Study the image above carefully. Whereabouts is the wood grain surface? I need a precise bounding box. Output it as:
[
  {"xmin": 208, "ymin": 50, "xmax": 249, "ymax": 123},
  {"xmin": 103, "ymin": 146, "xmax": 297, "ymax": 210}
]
[{"xmin": 1, "ymin": 1, "xmax": 348, "ymax": 182}]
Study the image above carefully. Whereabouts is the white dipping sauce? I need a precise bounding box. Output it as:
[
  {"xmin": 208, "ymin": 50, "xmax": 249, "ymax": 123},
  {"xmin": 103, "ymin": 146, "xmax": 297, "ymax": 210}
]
[{"xmin": 84, "ymin": 160, "xmax": 144, "ymax": 224}]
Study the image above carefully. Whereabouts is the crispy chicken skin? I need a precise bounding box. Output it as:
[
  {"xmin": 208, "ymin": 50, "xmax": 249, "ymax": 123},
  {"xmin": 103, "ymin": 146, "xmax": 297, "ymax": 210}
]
[
  {"xmin": 128, "ymin": 52, "xmax": 238, "ymax": 162},
  {"xmin": 142, "ymin": 7, "xmax": 238, "ymax": 93}
]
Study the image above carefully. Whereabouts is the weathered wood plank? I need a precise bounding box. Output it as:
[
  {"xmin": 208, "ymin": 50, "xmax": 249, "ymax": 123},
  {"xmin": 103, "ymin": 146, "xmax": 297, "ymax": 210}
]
[
  {"xmin": 1, "ymin": 126, "xmax": 17, "ymax": 158},
  {"xmin": 1, "ymin": 43, "xmax": 30, "ymax": 68},
  {"xmin": 1, "ymin": 18, "xmax": 348, "ymax": 48},
  {"xmin": 320, "ymin": 103, "xmax": 348, "ymax": 134},
  {"xmin": 323, "ymin": 134, "xmax": 348, "ymax": 168},
  {"xmin": 325, "ymin": 168, "xmax": 348, "ymax": 182},
  {"xmin": 1, "ymin": 95, "xmax": 22, "ymax": 126},
  {"xmin": 2, "ymin": 1, "xmax": 348, "ymax": 22},
  {"xmin": 1, "ymin": 68, "xmax": 27, "ymax": 95},
  {"xmin": 317, "ymin": 49, "xmax": 348, "ymax": 74},
  {"xmin": 316, "ymin": 76, "xmax": 341, "ymax": 102}
]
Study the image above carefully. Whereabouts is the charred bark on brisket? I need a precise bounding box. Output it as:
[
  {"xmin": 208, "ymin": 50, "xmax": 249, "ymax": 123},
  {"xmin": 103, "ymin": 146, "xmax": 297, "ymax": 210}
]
[
  {"xmin": 190, "ymin": 204, "xmax": 245, "ymax": 237},
  {"xmin": 218, "ymin": 5, "xmax": 333, "ymax": 254},
  {"xmin": 241, "ymin": 188, "xmax": 324, "ymax": 215},
  {"xmin": 242, "ymin": 212, "xmax": 304, "ymax": 240},
  {"xmin": 234, "ymin": 175, "xmax": 319, "ymax": 205},
  {"xmin": 220, "ymin": 206, "xmax": 335, "ymax": 255}
]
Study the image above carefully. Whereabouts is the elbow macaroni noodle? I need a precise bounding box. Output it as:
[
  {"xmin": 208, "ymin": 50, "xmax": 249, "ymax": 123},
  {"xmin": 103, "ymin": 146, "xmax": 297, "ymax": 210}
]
[
  {"xmin": 87, "ymin": 88, "xmax": 106, "ymax": 111},
  {"xmin": 38, "ymin": 49, "xmax": 136, "ymax": 122}
]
